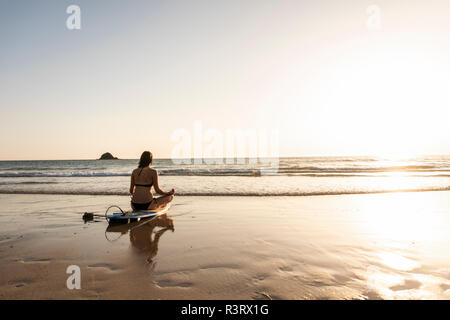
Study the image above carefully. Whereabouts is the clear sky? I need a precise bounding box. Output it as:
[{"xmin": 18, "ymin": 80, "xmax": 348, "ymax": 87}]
[{"xmin": 1, "ymin": 0, "xmax": 450, "ymax": 160}]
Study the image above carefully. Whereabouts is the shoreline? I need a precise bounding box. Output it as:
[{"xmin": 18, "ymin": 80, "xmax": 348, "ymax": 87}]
[
  {"xmin": 1, "ymin": 191, "xmax": 449, "ymax": 299},
  {"xmin": 1, "ymin": 187, "xmax": 450, "ymax": 197}
]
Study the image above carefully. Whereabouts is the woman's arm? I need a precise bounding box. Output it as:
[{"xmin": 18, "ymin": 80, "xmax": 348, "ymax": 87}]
[
  {"xmin": 152, "ymin": 170, "xmax": 174, "ymax": 196},
  {"xmin": 129, "ymin": 172, "xmax": 135, "ymax": 194}
]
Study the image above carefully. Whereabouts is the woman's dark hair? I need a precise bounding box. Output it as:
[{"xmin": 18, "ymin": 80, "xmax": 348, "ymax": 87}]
[{"xmin": 138, "ymin": 151, "xmax": 153, "ymax": 168}]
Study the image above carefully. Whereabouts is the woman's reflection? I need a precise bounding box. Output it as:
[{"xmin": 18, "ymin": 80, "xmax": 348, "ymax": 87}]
[{"xmin": 129, "ymin": 214, "xmax": 174, "ymax": 266}]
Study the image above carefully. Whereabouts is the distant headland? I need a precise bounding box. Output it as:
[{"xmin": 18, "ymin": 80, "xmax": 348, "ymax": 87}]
[{"xmin": 98, "ymin": 152, "xmax": 118, "ymax": 160}]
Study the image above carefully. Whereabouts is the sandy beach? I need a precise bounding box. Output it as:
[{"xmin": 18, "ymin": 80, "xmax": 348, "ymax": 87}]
[{"xmin": 1, "ymin": 191, "xmax": 449, "ymax": 300}]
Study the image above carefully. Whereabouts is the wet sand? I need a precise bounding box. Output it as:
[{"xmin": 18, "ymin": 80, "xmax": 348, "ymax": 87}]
[{"xmin": 0, "ymin": 192, "xmax": 449, "ymax": 299}]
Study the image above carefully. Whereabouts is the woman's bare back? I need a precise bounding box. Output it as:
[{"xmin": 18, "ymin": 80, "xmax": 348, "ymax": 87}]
[{"xmin": 131, "ymin": 167, "xmax": 155, "ymax": 203}]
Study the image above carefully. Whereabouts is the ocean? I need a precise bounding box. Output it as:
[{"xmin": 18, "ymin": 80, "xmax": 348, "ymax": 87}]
[{"xmin": 0, "ymin": 156, "xmax": 449, "ymax": 196}]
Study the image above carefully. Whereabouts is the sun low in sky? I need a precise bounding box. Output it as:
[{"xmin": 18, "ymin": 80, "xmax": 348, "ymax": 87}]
[{"xmin": 1, "ymin": 0, "xmax": 450, "ymax": 160}]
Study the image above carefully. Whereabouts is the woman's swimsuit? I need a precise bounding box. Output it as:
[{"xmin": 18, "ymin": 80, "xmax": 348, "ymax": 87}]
[
  {"xmin": 131, "ymin": 200, "xmax": 155, "ymax": 210},
  {"xmin": 131, "ymin": 168, "xmax": 156, "ymax": 210},
  {"xmin": 135, "ymin": 183, "xmax": 152, "ymax": 187}
]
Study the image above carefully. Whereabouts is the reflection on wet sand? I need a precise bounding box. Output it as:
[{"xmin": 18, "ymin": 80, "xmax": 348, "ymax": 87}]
[
  {"xmin": 105, "ymin": 214, "xmax": 174, "ymax": 266},
  {"xmin": 2, "ymin": 192, "xmax": 449, "ymax": 299}
]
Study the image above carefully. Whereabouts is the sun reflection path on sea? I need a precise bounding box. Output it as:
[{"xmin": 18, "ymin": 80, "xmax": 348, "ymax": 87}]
[{"xmin": 353, "ymin": 192, "xmax": 450, "ymax": 299}]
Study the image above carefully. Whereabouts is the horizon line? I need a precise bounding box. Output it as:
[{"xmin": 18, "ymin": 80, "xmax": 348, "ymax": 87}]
[{"xmin": 1, "ymin": 153, "xmax": 449, "ymax": 161}]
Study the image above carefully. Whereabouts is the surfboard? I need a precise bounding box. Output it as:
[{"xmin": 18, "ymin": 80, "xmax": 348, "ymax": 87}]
[{"xmin": 106, "ymin": 203, "xmax": 171, "ymax": 224}]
